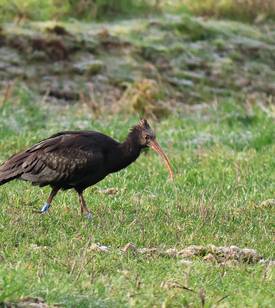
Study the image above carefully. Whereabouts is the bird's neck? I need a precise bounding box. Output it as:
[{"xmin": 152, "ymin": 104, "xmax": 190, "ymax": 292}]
[
  {"xmin": 121, "ymin": 134, "xmax": 142, "ymax": 159},
  {"xmin": 109, "ymin": 132, "xmax": 142, "ymax": 173}
]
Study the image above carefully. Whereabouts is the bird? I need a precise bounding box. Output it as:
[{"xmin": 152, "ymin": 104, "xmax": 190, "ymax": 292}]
[{"xmin": 0, "ymin": 119, "xmax": 173, "ymax": 218}]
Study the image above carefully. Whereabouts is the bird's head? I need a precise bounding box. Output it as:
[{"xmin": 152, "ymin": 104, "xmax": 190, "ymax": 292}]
[{"xmin": 131, "ymin": 119, "xmax": 174, "ymax": 180}]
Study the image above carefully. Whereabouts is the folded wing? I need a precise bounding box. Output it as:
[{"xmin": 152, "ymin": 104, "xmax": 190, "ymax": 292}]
[{"xmin": 0, "ymin": 132, "xmax": 106, "ymax": 187}]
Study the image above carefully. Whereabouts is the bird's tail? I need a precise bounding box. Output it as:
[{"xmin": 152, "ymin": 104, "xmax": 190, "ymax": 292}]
[{"xmin": 0, "ymin": 151, "xmax": 28, "ymax": 186}]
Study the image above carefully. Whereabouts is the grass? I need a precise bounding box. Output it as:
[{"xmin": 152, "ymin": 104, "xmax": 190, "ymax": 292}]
[
  {"xmin": 0, "ymin": 88, "xmax": 274, "ymax": 306},
  {"xmin": 168, "ymin": 0, "xmax": 275, "ymax": 22},
  {"xmin": 2, "ymin": 0, "xmax": 275, "ymax": 23},
  {"xmin": 0, "ymin": 0, "xmax": 155, "ymax": 22}
]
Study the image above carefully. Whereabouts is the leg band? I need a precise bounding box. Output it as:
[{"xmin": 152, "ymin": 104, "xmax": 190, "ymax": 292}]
[{"xmin": 40, "ymin": 202, "xmax": 51, "ymax": 213}]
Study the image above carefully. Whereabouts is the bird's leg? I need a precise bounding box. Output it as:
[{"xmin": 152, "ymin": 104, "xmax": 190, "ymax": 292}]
[
  {"xmin": 78, "ymin": 192, "xmax": 92, "ymax": 220},
  {"xmin": 40, "ymin": 187, "xmax": 59, "ymax": 213}
]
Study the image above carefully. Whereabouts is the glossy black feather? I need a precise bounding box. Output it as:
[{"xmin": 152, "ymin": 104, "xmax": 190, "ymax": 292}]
[{"xmin": 0, "ymin": 129, "xmax": 143, "ymax": 191}]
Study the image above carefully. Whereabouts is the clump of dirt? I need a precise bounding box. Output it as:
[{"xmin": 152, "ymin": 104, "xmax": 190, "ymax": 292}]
[
  {"xmin": 258, "ymin": 199, "xmax": 275, "ymax": 208},
  {"xmin": 89, "ymin": 242, "xmax": 270, "ymax": 265},
  {"xmin": 30, "ymin": 37, "xmax": 69, "ymax": 60},
  {"xmin": 46, "ymin": 25, "xmax": 73, "ymax": 36},
  {"xmin": 1, "ymin": 297, "xmax": 51, "ymax": 308},
  {"xmin": 121, "ymin": 243, "xmax": 268, "ymax": 264}
]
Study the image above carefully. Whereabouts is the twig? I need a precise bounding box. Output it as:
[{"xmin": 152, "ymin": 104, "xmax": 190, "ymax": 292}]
[{"xmin": 216, "ymin": 295, "xmax": 229, "ymax": 304}]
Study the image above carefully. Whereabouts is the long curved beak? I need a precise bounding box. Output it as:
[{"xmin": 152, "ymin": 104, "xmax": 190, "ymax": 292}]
[{"xmin": 149, "ymin": 139, "xmax": 174, "ymax": 180}]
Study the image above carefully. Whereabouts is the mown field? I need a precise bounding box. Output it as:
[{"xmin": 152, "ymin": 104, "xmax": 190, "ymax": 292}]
[
  {"xmin": 0, "ymin": 1, "xmax": 275, "ymax": 305},
  {"xmin": 0, "ymin": 86, "xmax": 274, "ymax": 307}
]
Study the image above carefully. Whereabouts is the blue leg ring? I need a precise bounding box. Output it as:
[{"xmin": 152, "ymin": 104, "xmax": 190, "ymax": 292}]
[{"xmin": 40, "ymin": 202, "xmax": 51, "ymax": 213}]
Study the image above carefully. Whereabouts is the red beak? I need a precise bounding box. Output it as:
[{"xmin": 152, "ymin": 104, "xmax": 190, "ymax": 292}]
[{"xmin": 149, "ymin": 139, "xmax": 174, "ymax": 180}]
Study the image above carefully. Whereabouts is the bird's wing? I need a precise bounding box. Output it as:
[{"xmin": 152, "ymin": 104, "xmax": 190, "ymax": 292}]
[{"xmin": 19, "ymin": 133, "xmax": 105, "ymax": 185}]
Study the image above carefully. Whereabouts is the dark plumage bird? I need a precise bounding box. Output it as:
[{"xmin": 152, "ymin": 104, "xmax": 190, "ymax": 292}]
[{"xmin": 0, "ymin": 119, "xmax": 173, "ymax": 218}]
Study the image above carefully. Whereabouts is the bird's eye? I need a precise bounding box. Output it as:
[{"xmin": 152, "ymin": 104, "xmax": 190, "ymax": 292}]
[{"xmin": 145, "ymin": 135, "xmax": 150, "ymax": 141}]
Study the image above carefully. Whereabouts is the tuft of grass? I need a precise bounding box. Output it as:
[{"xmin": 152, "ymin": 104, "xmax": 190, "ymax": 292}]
[
  {"xmin": 117, "ymin": 79, "xmax": 170, "ymax": 119},
  {"xmin": 178, "ymin": 0, "xmax": 275, "ymax": 22},
  {"xmin": 0, "ymin": 88, "xmax": 274, "ymax": 306}
]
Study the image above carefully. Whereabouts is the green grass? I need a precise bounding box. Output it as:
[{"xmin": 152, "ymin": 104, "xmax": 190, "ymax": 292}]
[
  {"xmin": 0, "ymin": 89, "xmax": 274, "ymax": 307},
  {"xmin": 168, "ymin": 0, "xmax": 275, "ymax": 22},
  {"xmin": 0, "ymin": 0, "xmax": 155, "ymax": 22},
  {"xmin": 1, "ymin": 0, "xmax": 275, "ymax": 23}
]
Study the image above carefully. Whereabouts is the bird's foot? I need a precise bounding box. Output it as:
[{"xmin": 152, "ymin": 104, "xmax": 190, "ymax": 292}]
[
  {"xmin": 84, "ymin": 212, "xmax": 93, "ymax": 220},
  {"xmin": 40, "ymin": 202, "xmax": 51, "ymax": 214}
]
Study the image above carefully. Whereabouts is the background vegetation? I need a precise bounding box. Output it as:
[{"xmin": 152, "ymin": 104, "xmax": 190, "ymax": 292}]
[
  {"xmin": 179, "ymin": 0, "xmax": 275, "ymax": 22},
  {"xmin": 1, "ymin": 0, "xmax": 275, "ymax": 22}
]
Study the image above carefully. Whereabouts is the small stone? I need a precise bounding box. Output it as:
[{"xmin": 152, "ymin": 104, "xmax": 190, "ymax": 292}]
[
  {"xmin": 203, "ymin": 253, "xmax": 216, "ymax": 262},
  {"xmin": 89, "ymin": 243, "xmax": 109, "ymax": 253},
  {"xmin": 164, "ymin": 248, "xmax": 178, "ymax": 257},
  {"xmin": 98, "ymin": 245, "xmax": 109, "ymax": 252},
  {"xmin": 240, "ymin": 248, "xmax": 261, "ymax": 263},
  {"xmin": 179, "ymin": 259, "xmax": 193, "ymax": 266},
  {"xmin": 178, "ymin": 245, "xmax": 206, "ymax": 258}
]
